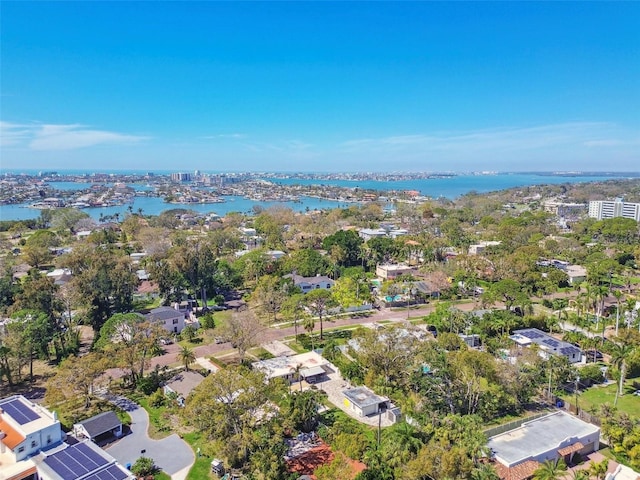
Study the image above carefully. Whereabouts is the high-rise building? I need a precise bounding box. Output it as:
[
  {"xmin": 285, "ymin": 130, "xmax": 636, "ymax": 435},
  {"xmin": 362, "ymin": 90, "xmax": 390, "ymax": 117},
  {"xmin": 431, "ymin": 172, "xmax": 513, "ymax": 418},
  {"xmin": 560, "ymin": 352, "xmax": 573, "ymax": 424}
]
[
  {"xmin": 588, "ymin": 198, "xmax": 640, "ymax": 221},
  {"xmin": 170, "ymin": 172, "xmax": 192, "ymax": 182}
]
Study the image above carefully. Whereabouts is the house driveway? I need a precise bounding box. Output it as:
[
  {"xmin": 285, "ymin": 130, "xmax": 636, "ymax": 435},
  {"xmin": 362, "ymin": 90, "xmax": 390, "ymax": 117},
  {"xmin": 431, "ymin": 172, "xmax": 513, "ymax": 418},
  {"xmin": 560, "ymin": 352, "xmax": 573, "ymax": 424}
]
[{"xmin": 103, "ymin": 395, "xmax": 195, "ymax": 480}]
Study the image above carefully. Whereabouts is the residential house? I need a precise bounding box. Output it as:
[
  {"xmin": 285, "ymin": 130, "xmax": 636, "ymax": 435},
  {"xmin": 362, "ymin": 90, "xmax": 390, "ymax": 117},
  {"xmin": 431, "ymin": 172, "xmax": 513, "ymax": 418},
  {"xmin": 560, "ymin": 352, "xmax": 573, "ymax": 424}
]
[
  {"xmin": 358, "ymin": 228, "xmax": 387, "ymax": 241},
  {"xmin": 489, "ymin": 411, "xmax": 599, "ymax": 480},
  {"xmin": 0, "ymin": 395, "xmax": 64, "ymax": 480},
  {"xmin": 565, "ymin": 265, "xmax": 587, "ymax": 285},
  {"xmin": 45, "ymin": 269, "xmax": 72, "ymax": 287},
  {"xmin": 145, "ymin": 306, "xmax": 187, "ymax": 334},
  {"xmin": 72, "ymin": 411, "xmax": 122, "ymax": 443},
  {"xmin": 510, "ymin": 328, "xmax": 582, "ymax": 364},
  {"xmin": 163, "ymin": 371, "xmax": 206, "ymax": 406},
  {"xmin": 0, "ymin": 396, "xmax": 63, "ymax": 462},
  {"xmin": 468, "ymin": 241, "xmax": 501, "ymax": 255},
  {"xmin": 342, "ymin": 386, "xmax": 388, "ymax": 418},
  {"xmin": 251, "ymin": 351, "xmax": 332, "ymax": 385},
  {"xmin": 376, "ymin": 264, "xmax": 415, "ymax": 280},
  {"xmin": 284, "ymin": 274, "xmax": 334, "ymax": 293},
  {"xmin": 266, "ymin": 250, "xmax": 286, "ymax": 260}
]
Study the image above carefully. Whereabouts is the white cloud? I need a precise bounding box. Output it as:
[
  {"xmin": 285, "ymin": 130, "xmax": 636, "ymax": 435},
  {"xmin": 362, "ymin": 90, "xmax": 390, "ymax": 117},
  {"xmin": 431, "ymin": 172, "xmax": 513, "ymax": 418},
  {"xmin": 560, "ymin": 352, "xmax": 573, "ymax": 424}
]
[
  {"xmin": 339, "ymin": 122, "xmax": 636, "ymax": 154},
  {"xmin": 0, "ymin": 121, "xmax": 149, "ymax": 150},
  {"xmin": 0, "ymin": 121, "xmax": 33, "ymax": 147},
  {"xmin": 200, "ymin": 133, "xmax": 247, "ymax": 140}
]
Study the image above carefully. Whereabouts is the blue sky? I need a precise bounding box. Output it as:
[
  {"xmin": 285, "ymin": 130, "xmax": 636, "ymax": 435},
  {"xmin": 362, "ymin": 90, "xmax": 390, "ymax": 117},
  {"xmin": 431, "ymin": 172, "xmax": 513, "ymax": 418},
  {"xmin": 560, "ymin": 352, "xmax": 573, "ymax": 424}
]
[{"xmin": 1, "ymin": 1, "xmax": 638, "ymax": 172}]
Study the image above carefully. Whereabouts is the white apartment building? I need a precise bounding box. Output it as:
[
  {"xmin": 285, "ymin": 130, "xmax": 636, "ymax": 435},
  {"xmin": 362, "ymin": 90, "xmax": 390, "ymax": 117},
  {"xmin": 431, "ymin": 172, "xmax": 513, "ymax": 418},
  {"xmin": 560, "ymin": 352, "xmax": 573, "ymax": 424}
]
[{"xmin": 588, "ymin": 199, "xmax": 640, "ymax": 221}]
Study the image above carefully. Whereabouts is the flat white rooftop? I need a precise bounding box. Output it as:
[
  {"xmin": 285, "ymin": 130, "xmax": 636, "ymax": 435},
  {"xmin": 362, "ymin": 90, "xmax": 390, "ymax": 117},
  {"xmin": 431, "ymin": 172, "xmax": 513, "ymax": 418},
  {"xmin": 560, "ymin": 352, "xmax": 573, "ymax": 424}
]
[
  {"xmin": 252, "ymin": 351, "xmax": 328, "ymax": 379},
  {"xmin": 488, "ymin": 411, "xmax": 599, "ymax": 467}
]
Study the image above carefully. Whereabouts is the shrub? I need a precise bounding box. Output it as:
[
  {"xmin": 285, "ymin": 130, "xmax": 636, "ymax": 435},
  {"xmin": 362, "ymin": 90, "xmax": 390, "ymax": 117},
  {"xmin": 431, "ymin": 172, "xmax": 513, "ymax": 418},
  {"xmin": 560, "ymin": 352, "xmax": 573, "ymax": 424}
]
[{"xmin": 131, "ymin": 456, "xmax": 157, "ymax": 477}]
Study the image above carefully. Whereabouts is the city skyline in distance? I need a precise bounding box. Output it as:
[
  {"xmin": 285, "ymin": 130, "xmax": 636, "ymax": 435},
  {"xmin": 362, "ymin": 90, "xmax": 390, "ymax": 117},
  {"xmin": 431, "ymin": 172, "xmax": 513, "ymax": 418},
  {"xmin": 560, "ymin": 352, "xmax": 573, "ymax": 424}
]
[{"xmin": 1, "ymin": 2, "xmax": 639, "ymax": 172}]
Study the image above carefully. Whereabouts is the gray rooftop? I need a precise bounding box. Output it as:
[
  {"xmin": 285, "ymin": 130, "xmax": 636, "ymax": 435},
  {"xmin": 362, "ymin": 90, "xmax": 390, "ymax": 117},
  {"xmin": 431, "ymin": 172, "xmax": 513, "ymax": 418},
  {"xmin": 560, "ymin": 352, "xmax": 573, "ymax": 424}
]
[
  {"xmin": 165, "ymin": 371, "xmax": 205, "ymax": 398},
  {"xmin": 343, "ymin": 386, "xmax": 386, "ymax": 409},
  {"xmin": 147, "ymin": 306, "xmax": 183, "ymax": 321},
  {"xmin": 76, "ymin": 411, "xmax": 121, "ymax": 438},
  {"xmin": 488, "ymin": 411, "xmax": 600, "ymax": 467}
]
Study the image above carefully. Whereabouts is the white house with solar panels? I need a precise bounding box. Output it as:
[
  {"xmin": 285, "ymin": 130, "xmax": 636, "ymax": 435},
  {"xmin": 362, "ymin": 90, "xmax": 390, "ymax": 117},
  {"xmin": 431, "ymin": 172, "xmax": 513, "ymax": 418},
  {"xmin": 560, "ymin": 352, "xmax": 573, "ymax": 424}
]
[
  {"xmin": 0, "ymin": 394, "xmax": 133, "ymax": 480},
  {"xmin": 510, "ymin": 328, "xmax": 582, "ymax": 363},
  {"xmin": 0, "ymin": 395, "xmax": 63, "ymax": 462}
]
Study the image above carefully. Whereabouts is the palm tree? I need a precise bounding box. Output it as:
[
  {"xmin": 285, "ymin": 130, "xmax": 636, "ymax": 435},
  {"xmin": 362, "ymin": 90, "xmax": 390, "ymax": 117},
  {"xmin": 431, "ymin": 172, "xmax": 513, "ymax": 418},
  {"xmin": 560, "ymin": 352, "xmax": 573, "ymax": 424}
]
[
  {"xmin": 471, "ymin": 464, "xmax": 500, "ymax": 480},
  {"xmin": 569, "ymin": 470, "xmax": 589, "ymax": 480},
  {"xmin": 381, "ymin": 422, "xmax": 424, "ymax": 468},
  {"xmin": 303, "ymin": 317, "xmax": 315, "ymax": 350},
  {"xmin": 588, "ymin": 459, "xmax": 609, "ymax": 480},
  {"xmin": 177, "ymin": 346, "xmax": 196, "ymax": 371},
  {"xmin": 611, "ymin": 341, "xmax": 634, "ymax": 405},
  {"xmin": 612, "ymin": 290, "xmax": 623, "ymax": 336},
  {"xmin": 532, "ymin": 459, "xmax": 567, "ymax": 480}
]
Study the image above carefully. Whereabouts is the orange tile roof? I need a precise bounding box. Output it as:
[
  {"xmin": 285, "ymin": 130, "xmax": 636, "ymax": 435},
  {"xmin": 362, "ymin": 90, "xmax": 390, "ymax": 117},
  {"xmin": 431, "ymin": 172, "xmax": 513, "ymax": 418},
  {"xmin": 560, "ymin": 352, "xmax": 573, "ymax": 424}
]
[
  {"xmin": 0, "ymin": 415, "xmax": 25, "ymax": 450},
  {"xmin": 494, "ymin": 460, "xmax": 541, "ymax": 480},
  {"xmin": 558, "ymin": 442, "xmax": 584, "ymax": 456}
]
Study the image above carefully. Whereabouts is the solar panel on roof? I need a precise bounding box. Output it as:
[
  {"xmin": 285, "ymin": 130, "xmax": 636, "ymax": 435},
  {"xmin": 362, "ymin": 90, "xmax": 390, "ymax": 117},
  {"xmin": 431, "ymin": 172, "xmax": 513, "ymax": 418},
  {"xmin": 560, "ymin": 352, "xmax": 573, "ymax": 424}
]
[
  {"xmin": 0, "ymin": 399, "xmax": 40, "ymax": 425},
  {"xmin": 85, "ymin": 464, "xmax": 129, "ymax": 480},
  {"xmin": 43, "ymin": 443, "xmax": 110, "ymax": 480},
  {"xmin": 59, "ymin": 450, "xmax": 90, "ymax": 479},
  {"xmin": 76, "ymin": 441, "xmax": 109, "ymax": 469},
  {"xmin": 44, "ymin": 454, "xmax": 79, "ymax": 480},
  {"xmin": 524, "ymin": 330, "xmax": 542, "ymax": 339}
]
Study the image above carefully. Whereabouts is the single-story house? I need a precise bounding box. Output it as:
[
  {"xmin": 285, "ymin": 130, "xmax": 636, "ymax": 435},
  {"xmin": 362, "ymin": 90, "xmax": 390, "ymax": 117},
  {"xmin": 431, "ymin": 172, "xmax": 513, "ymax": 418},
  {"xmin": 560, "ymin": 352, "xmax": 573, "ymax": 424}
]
[
  {"xmin": 163, "ymin": 371, "xmax": 206, "ymax": 406},
  {"xmin": 468, "ymin": 241, "xmax": 501, "ymax": 255},
  {"xmin": 510, "ymin": 328, "xmax": 582, "ymax": 364},
  {"xmin": 266, "ymin": 250, "xmax": 286, "ymax": 260},
  {"xmin": 489, "ymin": 411, "xmax": 600, "ymax": 479},
  {"xmin": 459, "ymin": 334, "xmax": 481, "ymax": 348},
  {"xmin": 359, "ymin": 228, "xmax": 387, "ymax": 241},
  {"xmin": 73, "ymin": 411, "xmax": 122, "ymax": 442},
  {"xmin": 284, "ymin": 274, "xmax": 334, "ymax": 293},
  {"xmin": 565, "ymin": 265, "xmax": 587, "ymax": 285},
  {"xmin": 342, "ymin": 386, "xmax": 388, "ymax": 418},
  {"xmin": 252, "ymin": 351, "xmax": 331, "ymax": 384}
]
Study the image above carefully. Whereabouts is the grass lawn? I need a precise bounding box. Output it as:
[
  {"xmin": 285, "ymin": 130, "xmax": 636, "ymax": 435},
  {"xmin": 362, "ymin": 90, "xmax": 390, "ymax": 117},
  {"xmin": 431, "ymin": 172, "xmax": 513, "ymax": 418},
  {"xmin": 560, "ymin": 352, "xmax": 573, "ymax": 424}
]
[
  {"xmin": 182, "ymin": 432, "xmax": 215, "ymax": 480},
  {"xmin": 561, "ymin": 380, "xmax": 640, "ymax": 418},
  {"xmin": 128, "ymin": 393, "xmax": 173, "ymax": 440},
  {"xmin": 248, "ymin": 347, "xmax": 274, "ymax": 360}
]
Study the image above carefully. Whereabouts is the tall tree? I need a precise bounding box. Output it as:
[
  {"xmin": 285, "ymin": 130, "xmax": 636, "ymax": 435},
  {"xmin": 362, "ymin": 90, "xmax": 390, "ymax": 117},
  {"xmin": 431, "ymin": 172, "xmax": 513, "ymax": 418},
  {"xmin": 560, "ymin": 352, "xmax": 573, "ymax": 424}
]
[
  {"xmin": 322, "ymin": 229, "xmax": 363, "ymax": 267},
  {"xmin": 304, "ymin": 289, "xmax": 336, "ymax": 340},
  {"xmin": 44, "ymin": 352, "xmax": 110, "ymax": 409},
  {"xmin": 252, "ymin": 275, "xmax": 287, "ymax": 323},
  {"xmin": 183, "ymin": 366, "xmax": 285, "ymax": 467},
  {"xmin": 178, "ymin": 346, "xmax": 196, "ymax": 371},
  {"xmin": 220, "ymin": 310, "xmax": 264, "ymax": 362},
  {"xmin": 97, "ymin": 313, "xmax": 164, "ymax": 385}
]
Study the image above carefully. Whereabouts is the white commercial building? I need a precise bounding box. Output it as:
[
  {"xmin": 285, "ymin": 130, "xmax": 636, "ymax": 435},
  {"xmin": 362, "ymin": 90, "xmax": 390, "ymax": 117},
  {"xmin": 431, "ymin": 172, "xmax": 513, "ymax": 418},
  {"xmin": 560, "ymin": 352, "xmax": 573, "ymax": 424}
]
[
  {"xmin": 588, "ymin": 199, "xmax": 640, "ymax": 221},
  {"xmin": 489, "ymin": 411, "xmax": 599, "ymax": 477}
]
